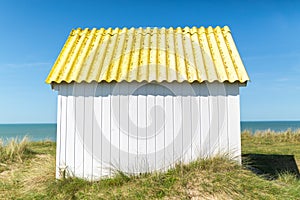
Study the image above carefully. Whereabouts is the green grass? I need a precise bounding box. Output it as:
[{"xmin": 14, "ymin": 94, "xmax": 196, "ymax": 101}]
[
  {"xmin": 0, "ymin": 129, "xmax": 300, "ymax": 199},
  {"xmin": 242, "ymin": 129, "xmax": 300, "ymax": 166}
]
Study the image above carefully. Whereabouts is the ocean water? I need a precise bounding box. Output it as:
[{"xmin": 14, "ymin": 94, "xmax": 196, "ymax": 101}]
[
  {"xmin": 0, "ymin": 121, "xmax": 300, "ymax": 142},
  {"xmin": 241, "ymin": 121, "xmax": 300, "ymax": 132},
  {"xmin": 0, "ymin": 124, "xmax": 56, "ymax": 142}
]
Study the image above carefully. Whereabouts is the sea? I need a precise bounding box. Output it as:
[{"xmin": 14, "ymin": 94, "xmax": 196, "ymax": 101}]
[
  {"xmin": 0, "ymin": 121, "xmax": 300, "ymax": 142},
  {"xmin": 0, "ymin": 124, "xmax": 56, "ymax": 142}
]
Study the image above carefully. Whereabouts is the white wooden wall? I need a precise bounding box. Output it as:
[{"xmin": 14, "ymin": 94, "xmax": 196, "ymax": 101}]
[{"xmin": 54, "ymin": 81, "xmax": 241, "ymax": 180}]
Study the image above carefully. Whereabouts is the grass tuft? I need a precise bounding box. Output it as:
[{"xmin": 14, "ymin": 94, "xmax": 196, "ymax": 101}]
[
  {"xmin": 0, "ymin": 136, "xmax": 34, "ymax": 166},
  {"xmin": 242, "ymin": 128, "xmax": 300, "ymax": 143}
]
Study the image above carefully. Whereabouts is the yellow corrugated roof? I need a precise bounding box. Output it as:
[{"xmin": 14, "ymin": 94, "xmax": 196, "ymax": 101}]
[{"xmin": 46, "ymin": 26, "xmax": 250, "ymax": 84}]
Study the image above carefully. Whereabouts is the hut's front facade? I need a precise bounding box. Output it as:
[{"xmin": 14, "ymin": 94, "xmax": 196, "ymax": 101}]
[{"xmin": 46, "ymin": 26, "xmax": 249, "ymax": 180}]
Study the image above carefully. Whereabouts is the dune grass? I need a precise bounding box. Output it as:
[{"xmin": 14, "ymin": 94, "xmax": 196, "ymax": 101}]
[
  {"xmin": 0, "ymin": 137, "xmax": 30, "ymax": 162},
  {"xmin": 0, "ymin": 129, "xmax": 300, "ymax": 199},
  {"xmin": 0, "ymin": 136, "xmax": 35, "ymax": 173}
]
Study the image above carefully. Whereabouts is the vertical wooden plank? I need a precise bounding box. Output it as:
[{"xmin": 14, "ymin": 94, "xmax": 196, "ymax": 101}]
[
  {"xmin": 197, "ymin": 94, "xmax": 202, "ymax": 158},
  {"xmin": 55, "ymin": 85, "xmax": 62, "ymax": 179},
  {"xmin": 128, "ymin": 83, "xmax": 138, "ymax": 174},
  {"xmin": 101, "ymin": 82, "xmax": 111, "ymax": 177},
  {"xmin": 227, "ymin": 83, "xmax": 241, "ymax": 163},
  {"xmin": 173, "ymin": 94, "xmax": 182, "ymax": 164},
  {"xmin": 191, "ymin": 83, "xmax": 201, "ymax": 160},
  {"xmin": 65, "ymin": 83, "xmax": 75, "ymax": 177},
  {"xmin": 59, "ymin": 85, "xmax": 67, "ymax": 173},
  {"xmin": 92, "ymin": 83, "xmax": 102, "ymax": 180},
  {"xmin": 218, "ymin": 83, "xmax": 228, "ymax": 155},
  {"xmin": 74, "ymin": 83, "xmax": 85, "ymax": 178},
  {"xmin": 137, "ymin": 85, "xmax": 147, "ymax": 172},
  {"xmin": 119, "ymin": 82, "xmax": 129, "ymax": 173},
  {"xmin": 155, "ymin": 88, "xmax": 165, "ymax": 170},
  {"xmin": 146, "ymin": 84, "xmax": 156, "ymax": 172},
  {"xmin": 200, "ymin": 84, "xmax": 210, "ymax": 158},
  {"xmin": 111, "ymin": 83, "xmax": 120, "ymax": 172},
  {"xmin": 181, "ymin": 84, "xmax": 192, "ymax": 164},
  {"xmin": 208, "ymin": 83, "xmax": 219, "ymax": 157},
  {"xmin": 83, "ymin": 83, "xmax": 94, "ymax": 180},
  {"xmin": 190, "ymin": 94, "xmax": 200, "ymax": 161},
  {"xmin": 164, "ymin": 94, "xmax": 173, "ymax": 169}
]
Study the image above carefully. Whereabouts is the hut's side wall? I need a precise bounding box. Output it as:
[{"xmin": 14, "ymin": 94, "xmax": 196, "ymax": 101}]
[{"xmin": 55, "ymin": 81, "xmax": 241, "ymax": 180}]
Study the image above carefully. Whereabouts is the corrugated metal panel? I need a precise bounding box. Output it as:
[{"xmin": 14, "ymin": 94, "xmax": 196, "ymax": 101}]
[{"xmin": 46, "ymin": 26, "xmax": 250, "ymax": 84}]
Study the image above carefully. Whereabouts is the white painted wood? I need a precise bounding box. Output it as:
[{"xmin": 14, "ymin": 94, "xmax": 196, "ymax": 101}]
[
  {"xmin": 128, "ymin": 90, "xmax": 138, "ymax": 173},
  {"xmin": 190, "ymin": 95, "xmax": 200, "ymax": 160},
  {"xmin": 83, "ymin": 84, "xmax": 94, "ymax": 180},
  {"xmin": 208, "ymin": 83, "xmax": 219, "ymax": 157},
  {"xmin": 55, "ymin": 86, "xmax": 62, "ymax": 179},
  {"xmin": 164, "ymin": 94, "xmax": 173, "ymax": 169},
  {"xmin": 155, "ymin": 88, "xmax": 165, "ymax": 170},
  {"xmin": 101, "ymin": 82, "xmax": 111, "ymax": 177},
  {"xmin": 74, "ymin": 83, "xmax": 85, "ymax": 178},
  {"xmin": 92, "ymin": 83, "xmax": 102, "ymax": 180},
  {"xmin": 119, "ymin": 82, "xmax": 130, "ymax": 173},
  {"xmin": 181, "ymin": 89, "xmax": 192, "ymax": 164},
  {"xmin": 190, "ymin": 83, "xmax": 201, "ymax": 159},
  {"xmin": 55, "ymin": 81, "xmax": 242, "ymax": 180},
  {"xmin": 173, "ymin": 94, "xmax": 182, "ymax": 164},
  {"xmin": 111, "ymin": 83, "xmax": 120, "ymax": 173},
  {"xmin": 218, "ymin": 84, "xmax": 229, "ymax": 155},
  {"xmin": 146, "ymin": 85, "xmax": 156, "ymax": 172},
  {"xmin": 199, "ymin": 84, "xmax": 210, "ymax": 158},
  {"xmin": 227, "ymin": 83, "xmax": 241, "ymax": 162},
  {"xmin": 59, "ymin": 86, "xmax": 67, "ymax": 173},
  {"xmin": 65, "ymin": 83, "xmax": 75, "ymax": 177},
  {"xmin": 137, "ymin": 85, "xmax": 147, "ymax": 172}
]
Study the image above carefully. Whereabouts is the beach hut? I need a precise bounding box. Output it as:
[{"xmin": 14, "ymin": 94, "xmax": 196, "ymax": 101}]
[{"xmin": 46, "ymin": 26, "xmax": 249, "ymax": 180}]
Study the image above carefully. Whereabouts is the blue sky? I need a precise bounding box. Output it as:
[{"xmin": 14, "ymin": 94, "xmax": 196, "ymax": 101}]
[{"xmin": 0, "ymin": 0, "xmax": 299, "ymax": 123}]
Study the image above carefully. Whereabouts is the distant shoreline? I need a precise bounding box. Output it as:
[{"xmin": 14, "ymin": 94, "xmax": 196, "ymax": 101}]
[
  {"xmin": 1, "ymin": 121, "xmax": 300, "ymax": 142},
  {"xmin": 1, "ymin": 120, "xmax": 300, "ymax": 125},
  {"xmin": 0, "ymin": 123, "xmax": 56, "ymax": 125},
  {"xmin": 241, "ymin": 120, "xmax": 300, "ymax": 122}
]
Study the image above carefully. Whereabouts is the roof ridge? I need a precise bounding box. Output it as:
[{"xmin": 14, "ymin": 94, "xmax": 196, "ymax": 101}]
[{"xmin": 72, "ymin": 26, "xmax": 231, "ymax": 37}]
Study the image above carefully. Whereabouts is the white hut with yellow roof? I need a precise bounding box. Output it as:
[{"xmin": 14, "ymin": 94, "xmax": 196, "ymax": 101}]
[{"xmin": 46, "ymin": 26, "xmax": 249, "ymax": 180}]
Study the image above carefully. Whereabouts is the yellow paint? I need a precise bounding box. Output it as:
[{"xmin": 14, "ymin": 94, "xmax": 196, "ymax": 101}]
[{"xmin": 46, "ymin": 26, "xmax": 250, "ymax": 84}]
